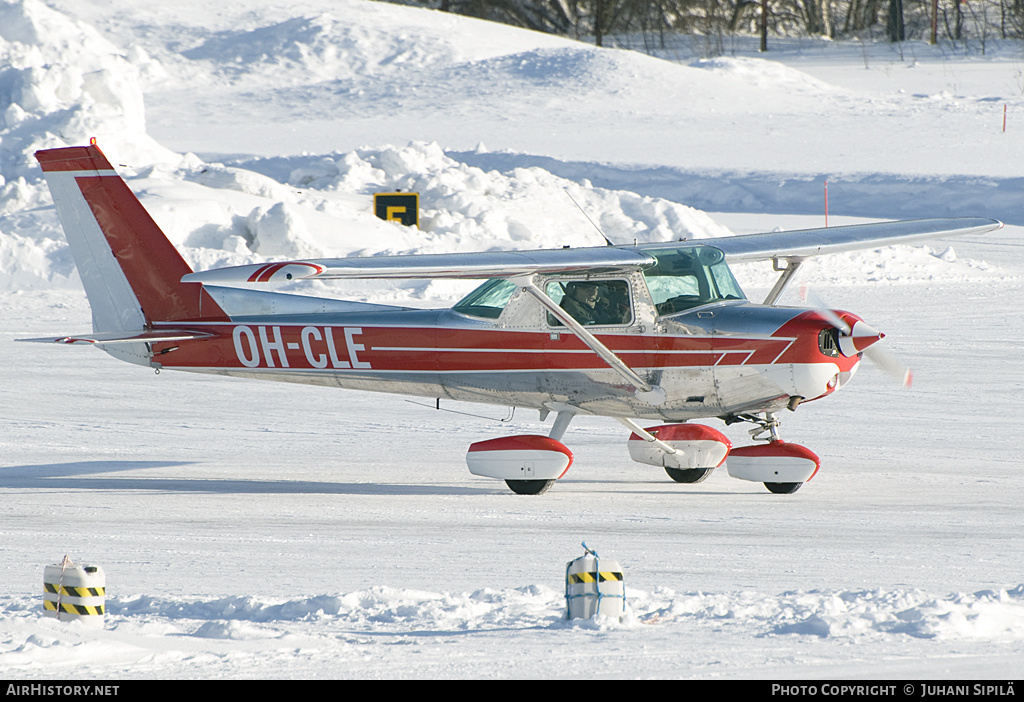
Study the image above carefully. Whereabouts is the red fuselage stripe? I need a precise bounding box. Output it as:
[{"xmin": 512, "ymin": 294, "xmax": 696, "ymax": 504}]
[{"xmin": 151, "ymin": 323, "xmax": 858, "ymax": 373}]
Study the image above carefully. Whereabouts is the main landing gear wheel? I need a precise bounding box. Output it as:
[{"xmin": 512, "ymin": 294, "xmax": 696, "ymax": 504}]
[
  {"xmin": 665, "ymin": 467, "xmax": 713, "ymax": 484},
  {"xmin": 764, "ymin": 482, "xmax": 802, "ymax": 494},
  {"xmin": 505, "ymin": 479, "xmax": 555, "ymax": 495}
]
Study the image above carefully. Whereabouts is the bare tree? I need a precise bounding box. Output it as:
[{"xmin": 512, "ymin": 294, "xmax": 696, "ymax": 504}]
[
  {"xmin": 888, "ymin": 0, "xmax": 905, "ymax": 40},
  {"xmin": 388, "ymin": 0, "xmax": 1024, "ymax": 48}
]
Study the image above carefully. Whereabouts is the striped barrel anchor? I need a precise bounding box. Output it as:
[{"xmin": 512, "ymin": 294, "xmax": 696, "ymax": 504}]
[
  {"xmin": 565, "ymin": 543, "xmax": 625, "ymax": 620},
  {"xmin": 43, "ymin": 559, "xmax": 106, "ymax": 627}
]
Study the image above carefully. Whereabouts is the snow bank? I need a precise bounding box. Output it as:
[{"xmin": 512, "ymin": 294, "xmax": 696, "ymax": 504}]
[
  {"xmin": 0, "ymin": 134, "xmax": 737, "ymax": 295},
  {"xmin": 690, "ymin": 56, "xmax": 842, "ymax": 95},
  {"xmin": 0, "ymin": 0, "xmax": 174, "ymax": 176},
  {"xmin": 0, "ymin": 2, "xmax": 733, "ymax": 294},
  {"xmin": 109, "ymin": 582, "xmax": 1024, "ymax": 641},
  {"xmin": 2, "ymin": 584, "xmax": 1022, "ymax": 674},
  {"xmin": 174, "ymin": 2, "xmax": 574, "ymax": 89},
  {"xmin": 634, "ymin": 585, "xmax": 1024, "ymax": 640},
  {"xmin": 180, "ymin": 14, "xmax": 462, "ymax": 85},
  {"xmin": 237, "ymin": 141, "xmax": 734, "ymax": 254},
  {"xmin": 0, "ymin": 0, "xmax": 178, "ymax": 290}
]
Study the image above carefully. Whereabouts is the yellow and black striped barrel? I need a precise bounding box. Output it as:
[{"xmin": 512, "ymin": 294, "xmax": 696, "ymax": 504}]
[
  {"xmin": 565, "ymin": 555, "xmax": 625, "ymax": 620},
  {"xmin": 43, "ymin": 562, "xmax": 106, "ymax": 627},
  {"xmin": 566, "ymin": 570, "xmax": 624, "ymax": 584}
]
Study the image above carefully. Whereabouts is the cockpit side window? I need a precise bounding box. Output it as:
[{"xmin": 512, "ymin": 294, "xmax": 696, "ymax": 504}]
[
  {"xmin": 452, "ymin": 278, "xmax": 517, "ymax": 319},
  {"xmin": 642, "ymin": 246, "xmax": 745, "ymax": 315},
  {"xmin": 545, "ymin": 279, "xmax": 633, "ymax": 326}
]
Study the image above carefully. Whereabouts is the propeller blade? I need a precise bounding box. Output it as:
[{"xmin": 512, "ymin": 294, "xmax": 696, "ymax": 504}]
[
  {"xmin": 800, "ymin": 285, "xmax": 850, "ymax": 334},
  {"xmin": 799, "ymin": 285, "xmax": 911, "ymax": 388},
  {"xmin": 864, "ymin": 345, "xmax": 914, "ymax": 388}
]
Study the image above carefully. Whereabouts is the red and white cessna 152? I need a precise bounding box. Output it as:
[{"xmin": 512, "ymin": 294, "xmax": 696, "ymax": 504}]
[{"xmin": 26, "ymin": 144, "xmax": 1002, "ymax": 495}]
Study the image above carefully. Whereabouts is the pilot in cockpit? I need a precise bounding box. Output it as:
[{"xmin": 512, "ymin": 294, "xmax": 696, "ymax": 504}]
[
  {"xmin": 561, "ymin": 281, "xmax": 630, "ymax": 325},
  {"xmin": 560, "ymin": 281, "xmax": 601, "ymax": 325}
]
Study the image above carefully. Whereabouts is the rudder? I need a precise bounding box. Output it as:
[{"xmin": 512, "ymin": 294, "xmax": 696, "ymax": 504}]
[{"xmin": 36, "ymin": 144, "xmax": 228, "ymax": 331}]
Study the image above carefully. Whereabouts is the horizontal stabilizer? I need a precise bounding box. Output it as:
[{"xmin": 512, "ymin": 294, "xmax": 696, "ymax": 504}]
[{"xmin": 18, "ymin": 330, "xmax": 216, "ymax": 345}]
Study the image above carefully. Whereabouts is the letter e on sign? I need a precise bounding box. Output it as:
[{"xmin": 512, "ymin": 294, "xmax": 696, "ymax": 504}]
[{"xmin": 374, "ymin": 193, "xmax": 419, "ymax": 228}]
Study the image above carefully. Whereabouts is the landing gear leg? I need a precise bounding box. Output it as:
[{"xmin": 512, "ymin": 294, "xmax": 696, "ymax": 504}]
[
  {"xmin": 548, "ymin": 410, "xmax": 575, "ymax": 442},
  {"xmin": 743, "ymin": 411, "xmax": 781, "ymax": 443}
]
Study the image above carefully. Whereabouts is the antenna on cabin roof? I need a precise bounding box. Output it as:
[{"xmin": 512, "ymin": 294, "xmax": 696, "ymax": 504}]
[{"xmin": 564, "ymin": 189, "xmax": 615, "ymax": 247}]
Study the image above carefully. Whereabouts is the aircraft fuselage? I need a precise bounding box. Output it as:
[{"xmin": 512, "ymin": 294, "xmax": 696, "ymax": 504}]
[{"xmin": 147, "ymin": 300, "xmax": 861, "ymax": 421}]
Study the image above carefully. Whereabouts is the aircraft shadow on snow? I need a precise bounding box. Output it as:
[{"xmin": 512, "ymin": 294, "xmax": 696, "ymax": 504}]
[
  {"xmin": 0, "ymin": 461, "xmax": 740, "ymax": 496},
  {"xmin": 0, "ymin": 460, "xmax": 491, "ymax": 496}
]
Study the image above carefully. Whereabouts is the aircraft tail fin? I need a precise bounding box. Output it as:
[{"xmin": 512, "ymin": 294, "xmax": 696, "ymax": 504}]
[{"xmin": 35, "ymin": 144, "xmax": 229, "ymax": 331}]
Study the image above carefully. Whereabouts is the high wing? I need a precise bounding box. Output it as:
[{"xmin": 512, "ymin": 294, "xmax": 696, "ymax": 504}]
[
  {"xmin": 181, "ymin": 248, "xmax": 656, "ymax": 284},
  {"xmin": 693, "ymin": 217, "xmax": 1002, "ymax": 262},
  {"xmin": 181, "ymin": 217, "xmax": 1002, "ymax": 284}
]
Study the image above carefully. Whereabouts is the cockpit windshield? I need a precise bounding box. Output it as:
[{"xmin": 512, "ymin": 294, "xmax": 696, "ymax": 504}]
[{"xmin": 641, "ymin": 245, "xmax": 746, "ymax": 315}]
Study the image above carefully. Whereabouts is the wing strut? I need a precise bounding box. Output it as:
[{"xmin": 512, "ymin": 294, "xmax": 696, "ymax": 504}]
[
  {"xmin": 616, "ymin": 417, "xmax": 679, "ymax": 455},
  {"xmin": 762, "ymin": 257, "xmax": 805, "ymax": 306},
  {"xmin": 515, "ymin": 277, "xmax": 667, "ymax": 405}
]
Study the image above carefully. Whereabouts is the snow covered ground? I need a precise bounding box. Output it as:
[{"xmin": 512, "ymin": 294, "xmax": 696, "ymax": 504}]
[{"xmin": 1, "ymin": 0, "xmax": 1023, "ymax": 679}]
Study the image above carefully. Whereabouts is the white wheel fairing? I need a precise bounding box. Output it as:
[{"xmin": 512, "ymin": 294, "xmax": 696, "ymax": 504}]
[
  {"xmin": 627, "ymin": 423, "xmax": 731, "ymax": 470},
  {"xmin": 466, "ymin": 435, "xmax": 573, "ymax": 481},
  {"xmin": 726, "ymin": 442, "xmax": 821, "ymax": 484}
]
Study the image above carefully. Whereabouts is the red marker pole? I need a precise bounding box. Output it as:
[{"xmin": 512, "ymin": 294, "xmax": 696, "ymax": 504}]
[
  {"xmin": 824, "ymin": 180, "xmax": 829, "ymax": 227},
  {"xmin": 1004, "ymin": 104, "xmax": 1007, "ymax": 133}
]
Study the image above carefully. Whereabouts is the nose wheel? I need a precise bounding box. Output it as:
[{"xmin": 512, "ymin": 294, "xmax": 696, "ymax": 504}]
[
  {"xmin": 764, "ymin": 481, "xmax": 802, "ymax": 494},
  {"xmin": 724, "ymin": 412, "xmax": 820, "ymax": 494}
]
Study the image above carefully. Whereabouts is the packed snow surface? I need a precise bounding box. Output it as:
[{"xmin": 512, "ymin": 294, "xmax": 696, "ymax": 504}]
[{"xmin": 1, "ymin": 0, "xmax": 1023, "ymax": 679}]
